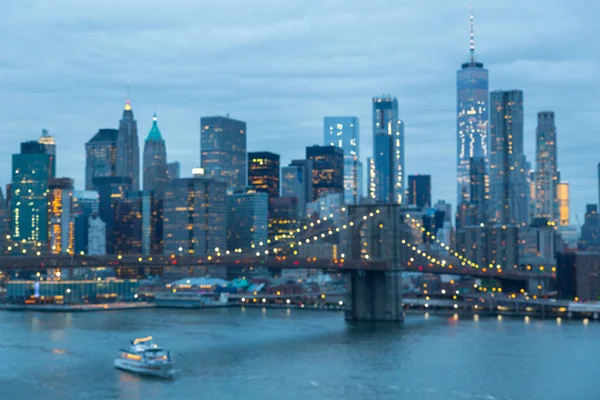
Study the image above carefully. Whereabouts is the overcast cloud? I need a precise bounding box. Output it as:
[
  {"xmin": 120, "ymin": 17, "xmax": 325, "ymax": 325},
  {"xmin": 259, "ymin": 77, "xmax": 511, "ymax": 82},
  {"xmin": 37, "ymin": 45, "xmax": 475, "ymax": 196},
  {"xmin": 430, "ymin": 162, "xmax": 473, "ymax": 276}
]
[{"xmin": 0, "ymin": 0, "xmax": 598, "ymax": 223}]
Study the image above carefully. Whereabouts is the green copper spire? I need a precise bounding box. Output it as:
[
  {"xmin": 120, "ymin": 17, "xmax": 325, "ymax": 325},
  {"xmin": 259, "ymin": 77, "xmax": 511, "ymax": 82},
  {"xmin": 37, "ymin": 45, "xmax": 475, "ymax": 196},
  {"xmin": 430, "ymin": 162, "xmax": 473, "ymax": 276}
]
[{"xmin": 146, "ymin": 112, "xmax": 163, "ymax": 142}]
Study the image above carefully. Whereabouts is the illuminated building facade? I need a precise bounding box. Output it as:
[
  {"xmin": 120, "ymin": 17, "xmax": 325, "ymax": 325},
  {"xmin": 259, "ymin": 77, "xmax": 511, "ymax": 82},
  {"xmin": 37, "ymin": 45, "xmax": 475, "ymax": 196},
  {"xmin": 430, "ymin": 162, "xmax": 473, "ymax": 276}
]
[
  {"xmin": 163, "ymin": 174, "xmax": 227, "ymax": 256},
  {"xmin": 324, "ymin": 116, "xmax": 362, "ymax": 204},
  {"xmin": 143, "ymin": 113, "xmax": 169, "ymax": 198},
  {"xmin": 268, "ymin": 196, "xmax": 298, "ymax": 243},
  {"xmin": 557, "ymin": 182, "xmax": 569, "ymax": 226},
  {"xmin": 282, "ymin": 159, "xmax": 312, "ymax": 218},
  {"xmin": 372, "ymin": 96, "xmax": 404, "ymax": 204},
  {"xmin": 367, "ymin": 157, "xmax": 376, "ymax": 201},
  {"xmin": 39, "ymin": 129, "xmax": 56, "ymax": 178},
  {"xmin": 248, "ymin": 152, "xmax": 280, "ymax": 199},
  {"xmin": 468, "ymin": 156, "xmax": 488, "ymax": 225},
  {"xmin": 489, "ymin": 90, "xmax": 529, "ymax": 225},
  {"xmin": 456, "ymin": 10, "xmax": 489, "ymax": 218},
  {"xmin": 48, "ymin": 178, "xmax": 74, "ymax": 254},
  {"xmin": 0, "ymin": 188, "xmax": 7, "ymax": 253},
  {"xmin": 85, "ymin": 128, "xmax": 118, "ymax": 191},
  {"xmin": 535, "ymin": 112, "xmax": 558, "ymax": 221},
  {"xmin": 10, "ymin": 141, "xmax": 52, "ymax": 251},
  {"xmin": 407, "ymin": 175, "xmax": 431, "ymax": 208},
  {"xmin": 226, "ymin": 190, "xmax": 268, "ymax": 251},
  {"xmin": 306, "ymin": 145, "xmax": 344, "ymax": 202},
  {"xmin": 116, "ymin": 99, "xmax": 140, "ymax": 191},
  {"xmin": 200, "ymin": 116, "xmax": 247, "ymax": 192}
]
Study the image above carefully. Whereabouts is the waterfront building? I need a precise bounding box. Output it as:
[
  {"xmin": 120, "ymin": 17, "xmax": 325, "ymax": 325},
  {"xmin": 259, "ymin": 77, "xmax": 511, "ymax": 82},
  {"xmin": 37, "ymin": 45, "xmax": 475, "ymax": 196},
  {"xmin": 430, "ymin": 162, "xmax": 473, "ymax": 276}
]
[
  {"xmin": 456, "ymin": 9, "xmax": 489, "ymax": 217},
  {"xmin": 306, "ymin": 145, "xmax": 344, "ymax": 202},
  {"xmin": 163, "ymin": 171, "xmax": 227, "ymax": 256},
  {"xmin": 226, "ymin": 189, "xmax": 268, "ymax": 251},
  {"xmin": 200, "ymin": 116, "xmax": 247, "ymax": 192},
  {"xmin": 48, "ymin": 178, "xmax": 74, "ymax": 254},
  {"xmin": 556, "ymin": 252, "xmax": 600, "ymax": 301},
  {"xmin": 116, "ymin": 98, "xmax": 140, "ymax": 191},
  {"xmin": 143, "ymin": 113, "xmax": 169, "ymax": 198},
  {"xmin": 248, "ymin": 152, "xmax": 280, "ymax": 199},
  {"xmin": 281, "ymin": 159, "xmax": 312, "ymax": 217},
  {"xmin": 489, "ymin": 90, "xmax": 529, "ymax": 226},
  {"xmin": 456, "ymin": 224, "xmax": 519, "ymax": 270},
  {"xmin": 85, "ymin": 128, "xmax": 118, "ymax": 191},
  {"xmin": 407, "ymin": 175, "xmax": 431, "ymax": 208},
  {"xmin": 557, "ymin": 182, "xmax": 569, "ymax": 226},
  {"xmin": 39, "ymin": 129, "xmax": 56, "ymax": 178},
  {"xmin": 10, "ymin": 141, "xmax": 52, "ymax": 252},
  {"xmin": 323, "ymin": 116, "xmax": 362, "ymax": 204},
  {"xmin": 167, "ymin": 161, "xmax": 180, "ymax": 182},
  {"xmin": 578, "ymin": 204, "xmax": 600, "ymax": 250},
  {"xmin": 372, "ymin": 96, "xmax": 405, "ymax": 204},
  {"xmin": 535, "ymin": 112, "xmax": 558, "ymax": 222}
]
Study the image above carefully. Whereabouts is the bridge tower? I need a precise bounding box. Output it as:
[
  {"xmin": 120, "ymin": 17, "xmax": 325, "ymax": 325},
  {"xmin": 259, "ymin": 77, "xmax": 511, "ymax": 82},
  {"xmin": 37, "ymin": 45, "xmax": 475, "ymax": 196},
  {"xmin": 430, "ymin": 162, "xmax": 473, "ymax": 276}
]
[{"xmin": 344, "ymin": 204, "xmax": 410, "ymax": 322}]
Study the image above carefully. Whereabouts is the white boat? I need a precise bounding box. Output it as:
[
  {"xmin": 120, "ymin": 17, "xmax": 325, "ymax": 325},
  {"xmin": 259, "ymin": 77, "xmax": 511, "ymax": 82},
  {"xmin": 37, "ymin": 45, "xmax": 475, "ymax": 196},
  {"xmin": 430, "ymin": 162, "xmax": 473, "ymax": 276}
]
[{"xmin": 114, "ymin": 336, "xmax": 176, "ymax": 378}]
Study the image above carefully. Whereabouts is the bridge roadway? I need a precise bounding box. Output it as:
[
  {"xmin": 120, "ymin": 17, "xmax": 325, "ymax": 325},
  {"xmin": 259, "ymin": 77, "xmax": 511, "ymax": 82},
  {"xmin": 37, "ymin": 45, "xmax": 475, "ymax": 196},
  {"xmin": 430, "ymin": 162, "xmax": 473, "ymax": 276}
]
[{"xmin": 0, "ymin": 254, "xmax": 553, "ymax": 281}]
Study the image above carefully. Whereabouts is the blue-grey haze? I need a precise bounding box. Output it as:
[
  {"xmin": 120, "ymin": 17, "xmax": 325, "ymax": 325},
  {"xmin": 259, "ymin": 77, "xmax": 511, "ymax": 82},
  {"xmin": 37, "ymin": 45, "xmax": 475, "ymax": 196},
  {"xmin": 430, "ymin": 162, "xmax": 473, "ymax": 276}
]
[{"xmin": 0, "ymin": 0, "xmax": 598, "ymax": 222}]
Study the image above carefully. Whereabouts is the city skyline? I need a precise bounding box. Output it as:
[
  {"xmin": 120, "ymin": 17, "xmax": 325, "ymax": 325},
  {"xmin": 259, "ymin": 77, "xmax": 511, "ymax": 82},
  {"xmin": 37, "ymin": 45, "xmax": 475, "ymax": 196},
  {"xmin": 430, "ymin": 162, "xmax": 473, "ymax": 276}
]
[{"xmin": 0, "ymin": 2, "xmax": 598, "ymax": 221}]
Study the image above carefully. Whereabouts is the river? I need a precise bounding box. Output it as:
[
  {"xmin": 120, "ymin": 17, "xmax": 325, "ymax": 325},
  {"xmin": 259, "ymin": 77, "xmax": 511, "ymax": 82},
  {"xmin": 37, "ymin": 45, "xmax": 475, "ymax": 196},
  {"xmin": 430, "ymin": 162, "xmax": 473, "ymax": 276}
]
[{"xmin": 0, "ymin": 308, "xmax": 596, "ymax": 400}]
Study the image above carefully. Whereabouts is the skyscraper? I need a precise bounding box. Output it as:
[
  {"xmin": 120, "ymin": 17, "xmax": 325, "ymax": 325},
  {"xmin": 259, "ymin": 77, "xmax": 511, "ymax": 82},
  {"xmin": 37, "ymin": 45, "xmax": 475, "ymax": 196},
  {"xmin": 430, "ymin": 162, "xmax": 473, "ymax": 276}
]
[
  {"xmin": 143, "ymin": 113, "xmax": 168, "ymax": 197},
  {"xmin": 306, "ymin": 145, "xmax": 344, "ymax": 202},
  {"xmin": 226, "ymin": 190, "xmax": 268, "ymax": 251},
  {"xmin": 85, "ymin": 128, "xmax": 118, "ymax": 191},
  {"xmin": 48, "ymin": 178, "xmax": 74, "ymax": 254},
  {"xmin": 457, "ymin": 9, "xmax": 489, "ymax": 218},
  {"xmin": 116, "ymin": 99, "xmax": 140, "ymax": 191},
  {"xmin": 200, "ymin": 116, "xmax": 247, "ymax": 192},
  {"xmin": 324, "ymin": 117, "xmax": 362, "ymax": 204},
  {"xmin": 10, "ymin": 141, "xmax": 52, "ymax": 251},
  {"xmin": 167, "ymin": 161, "xmax": 180, "ymax": 182},
  {"xmin": 367, "ymin": 157, "xmax": 376, "ymax": 201},
  {"xmin": 557, "ymin": 182, "xmax": 569, "ymax": 226},
  {"xmin": 163, "ymin": 172, "xmax": 227, "ymax": 256},
  {"xmin": 93, "ymin": 176, "xmax": 132, "ymax": 254},
  {"xmin": 39, "ymin": 129, "xmax": 56, "ymax": 178},
  {"xmin": 489, "ymin": 90, "xmax": 529, "ymax": 226},
  {"xmin": 248, "ymin": 152, "xmax": 280, "ymax": 199},
  {"xmin": 407, "ymin": 175, "xmax": 431, "ymax": 208},
  {"xmin": 535, "ymin": 112, "xmax": 558, "ymax": 221},
  {"xmin": 468, "ymin": 156, "xmax": 488, "ymax": 225},
  {"xmin": 72, "ymin": 190, "xmax": 100, "ymax": 255},
  {"xmin": 372, "ymin": 96, "xmax": 405, "ymax": 204},
  {"xmin": 282, "ymin": 159, "xmax": 312, "ymax": 218}
]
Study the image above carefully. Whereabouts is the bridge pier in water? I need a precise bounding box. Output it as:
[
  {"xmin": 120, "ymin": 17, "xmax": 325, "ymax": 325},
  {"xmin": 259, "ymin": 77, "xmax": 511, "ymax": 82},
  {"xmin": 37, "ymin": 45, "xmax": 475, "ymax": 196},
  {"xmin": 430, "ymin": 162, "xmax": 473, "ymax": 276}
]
[{"xmin": 343, "ymin": 204, "xmax": 409, "ymax": 322}]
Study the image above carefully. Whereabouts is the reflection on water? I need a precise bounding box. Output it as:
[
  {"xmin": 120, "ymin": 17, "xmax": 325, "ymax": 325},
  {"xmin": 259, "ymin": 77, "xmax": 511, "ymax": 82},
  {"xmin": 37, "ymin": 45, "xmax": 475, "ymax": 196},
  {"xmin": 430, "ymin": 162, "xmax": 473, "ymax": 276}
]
[{"xmin": 0, "ymin": 308, "xmax": 598, "ymax": 400}]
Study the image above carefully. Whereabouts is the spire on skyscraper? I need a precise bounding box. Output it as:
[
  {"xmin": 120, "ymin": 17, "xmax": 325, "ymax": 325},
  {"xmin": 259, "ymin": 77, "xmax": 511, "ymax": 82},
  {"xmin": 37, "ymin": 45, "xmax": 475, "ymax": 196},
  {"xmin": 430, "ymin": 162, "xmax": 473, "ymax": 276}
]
[
  {"xmin": 469, "ymin": 6, "xmax": 475, "ymax": 64},
  {"xmin": 146, "ymin": 112, "xmax": 164, "ymax": 142},
  {"xmin": 124, "ymin": 81, "xmax": 131, "ymax": 111}
]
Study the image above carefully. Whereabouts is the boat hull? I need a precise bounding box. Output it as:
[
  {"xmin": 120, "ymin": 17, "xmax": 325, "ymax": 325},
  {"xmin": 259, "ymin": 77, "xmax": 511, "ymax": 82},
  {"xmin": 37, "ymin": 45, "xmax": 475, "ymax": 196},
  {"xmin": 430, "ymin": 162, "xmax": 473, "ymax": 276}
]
[{"xmin": 114, "ymin": 358, "xmax": 176, "ymax": 378}]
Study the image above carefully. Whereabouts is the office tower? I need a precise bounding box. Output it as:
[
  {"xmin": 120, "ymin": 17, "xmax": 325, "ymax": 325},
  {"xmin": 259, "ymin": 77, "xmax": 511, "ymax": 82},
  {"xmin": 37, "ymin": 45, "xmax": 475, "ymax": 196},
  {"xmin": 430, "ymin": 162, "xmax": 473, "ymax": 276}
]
[
  {"xmin": 248, "ymin": 152, "xmax": 280, "ymax": 199},
  {"xmin": 72, "ymin": 191, "xmax": 99, "ymax": 254},
  {"xmin": 457, "ymin": 10, "xmax": 489, "ymax": 216},
  {"xmin": 167, "ymin": 161, "xmax": 180, "ymax": 182},
  {"xmin": 39, "ymin": 129, "xmax": 56, "ymax": 178},
  {"xmin": 527, "ymin": 167, "xmax": 536, "ymax": 223},
  {"xmin": 468, "ymin": 156, "xmax": 488, "ymax": 225},
  {"xmin": 407, "ymin": 175, "xmax": 431, "ymax": 208},
  {"xmin": 93, "ymin": 176, "xmax": 132, "ymax": 254},
  {"xmin": 226, "ymin": 190, "xmax": 268, "ymax": 251},
  {"xmin": 579, "ymin": 205, "xmax": 600, "ymax": 250},
  {"xmin": 306, "ymin": 145, "xmax": 344, "ymax": 201},
  {"xmin": 269, "ymin": 196, "xmax": 299, "ymax": 243},
  {"xmin": 48, "ymin": 178, "xmax": 74, "ymax": 254},
  {"xmin": 557, "ymin": 182, "xmax": 569, "ymax": 226},
  {"xmin": 367, "ymin": 157, "xmax": 376, "ymax": 201},
  {"xmin": 489, "ymin": 90, "xmax": 529, "ymax": 225},
  {"xmin": 10, "ymin": 141, "xmax": 52, "ymax": 252},
  {"xmin": 163, "ymin": 172, "xmax": 227, "ymax": 256},
  {"xmin": 87, "ymin": 214, "xmax": 106, "ymax": 255},
  {"xmin": 85, "ymin": 128, "xmax": 118, "ymax": 191},
  {"xmin": 116, "ymin": 98, "xmax": 140, "ymax": 191},
  {"xmin": 372, "ymin": 96, "xmax": 405, "ymax": 204},
  {"xmin": 535, "ymin": 112, "xmax": 558, "ymax": 221},
  {"xmin": 282, "ymin": 159, "xmax": 312, "ymax": 217},
  {"xmin": 200, "ymin": 116, "xmax": 247, "ymax": 192},
  {"xmin": 324, "ymin": 116, "xmax": 362, "ymax": 204},
  {"xmin": 143, "ymin": 113, "xmax": 169, "ymax": 198},
  {"xmin": 113, "ymin": 191, "xmax": 159, "ymax": 255}
]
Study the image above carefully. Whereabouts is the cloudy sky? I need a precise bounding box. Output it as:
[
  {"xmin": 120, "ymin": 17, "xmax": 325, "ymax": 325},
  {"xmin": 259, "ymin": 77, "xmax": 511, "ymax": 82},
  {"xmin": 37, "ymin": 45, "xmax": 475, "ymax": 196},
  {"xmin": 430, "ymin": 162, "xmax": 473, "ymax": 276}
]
[{"xmin": 0, "ymin": 0, "xmax": 598, "ymax": 223}]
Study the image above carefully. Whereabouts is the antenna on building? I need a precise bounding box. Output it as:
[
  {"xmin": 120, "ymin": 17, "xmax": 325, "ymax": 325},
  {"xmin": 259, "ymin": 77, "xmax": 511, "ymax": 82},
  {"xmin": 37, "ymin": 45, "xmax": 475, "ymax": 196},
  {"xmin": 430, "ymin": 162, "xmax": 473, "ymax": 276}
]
[
  {"xmin": 226, "ymin": 113, "xmax": 230, "ymax": 118},
  {"xmin": 469, "ymin": 6, "xmax": 475, "ymax": 64}
]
